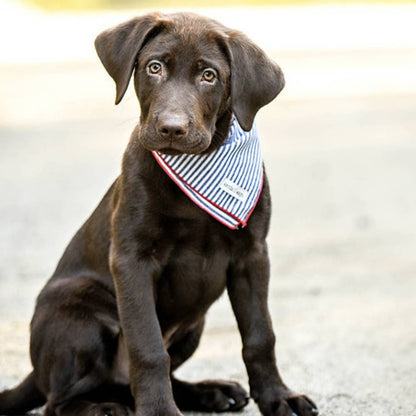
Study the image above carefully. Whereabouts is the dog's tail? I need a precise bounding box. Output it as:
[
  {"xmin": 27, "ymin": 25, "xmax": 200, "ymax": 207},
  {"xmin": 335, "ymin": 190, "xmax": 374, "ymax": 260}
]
[{"xmin": 0, "ymin": 371, "xmax": 45, "ymax": 415}]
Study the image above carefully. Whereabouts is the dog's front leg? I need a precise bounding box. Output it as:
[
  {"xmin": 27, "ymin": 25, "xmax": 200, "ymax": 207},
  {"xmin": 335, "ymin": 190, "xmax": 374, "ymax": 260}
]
[
  {"xmin": 227, "ymin": 242, "xmax": 318, "ymax": 416},
  {"xmin": 110, "ymin": 225, "xmax": 182, "ymax": 416}
]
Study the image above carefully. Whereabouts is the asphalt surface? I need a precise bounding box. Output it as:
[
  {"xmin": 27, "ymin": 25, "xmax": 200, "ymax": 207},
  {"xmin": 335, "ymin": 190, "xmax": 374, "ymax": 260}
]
[{"xmin": 1, "ymin": 4, "xmax": 416, "ymax": 416}]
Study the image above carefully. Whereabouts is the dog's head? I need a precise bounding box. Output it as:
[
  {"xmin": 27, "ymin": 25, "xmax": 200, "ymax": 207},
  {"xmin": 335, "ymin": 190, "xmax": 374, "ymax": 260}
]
[{"xmin": 95, "ymin": 12, "xmax": 284, "ymax": 154}]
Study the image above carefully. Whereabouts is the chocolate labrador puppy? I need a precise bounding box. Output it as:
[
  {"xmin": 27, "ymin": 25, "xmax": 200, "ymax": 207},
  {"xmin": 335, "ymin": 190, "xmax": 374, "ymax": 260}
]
[{"xmin": 0, "ymin": 12, "xmax": 317, "ymax": 416}]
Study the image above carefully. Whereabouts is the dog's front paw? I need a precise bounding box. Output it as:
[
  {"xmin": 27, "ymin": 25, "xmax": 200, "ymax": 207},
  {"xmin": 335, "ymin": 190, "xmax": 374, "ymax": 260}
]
[
  {"xmin": 172, "ymin": 378, "xmax": 250, "ymax": 412},
  {"xmin": 256, "ymin": 388, "xmax": 318, "ymax": 416}
]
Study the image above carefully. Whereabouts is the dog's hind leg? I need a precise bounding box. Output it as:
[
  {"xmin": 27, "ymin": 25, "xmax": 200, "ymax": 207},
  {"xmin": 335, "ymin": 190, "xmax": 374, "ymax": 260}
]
[
  {"xmin": 30, "ymin": 278, "xmax": 129, "ymax": 416},
  {"xmin": 168, "ymin": 320, "xmax": 250, "ymax": 413},
  {"xmin": 0, "ymin": 371, "xmax": 45, "ymax": 415},
  {"xmin": 47, "ymin": 399, "xmax": 133, "ymax": 416},
  {"xmin": 43, "ymin": 347, "xmax": 133, "ymax": 416},
  {"xmin": 45, "ymin": 382, "xmax": 134, "ymax": 416}
]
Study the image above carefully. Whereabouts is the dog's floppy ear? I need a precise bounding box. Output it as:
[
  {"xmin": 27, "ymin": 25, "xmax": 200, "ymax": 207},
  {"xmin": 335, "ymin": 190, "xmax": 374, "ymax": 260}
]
[
  {"xmin": 95, "ymin": 13, "xmax": 162, "ymax": 104},
  {"xmin": 226, "ymin": 31, "xmax": 285, "ymax": 131}
]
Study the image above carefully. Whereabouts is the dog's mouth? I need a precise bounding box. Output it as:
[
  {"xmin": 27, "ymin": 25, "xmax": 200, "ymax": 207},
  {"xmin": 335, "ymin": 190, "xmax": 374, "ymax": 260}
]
[
  {"xmin": 139, "ymin": 125, "xmax": 212, "ymax": 155},
  {"xmin": 157, "ymin": 140, "xmax": 207, "ymax": 155},
  {"xmin": 157, "ymin": 147, "xmax": 190, "ymax": 156}
]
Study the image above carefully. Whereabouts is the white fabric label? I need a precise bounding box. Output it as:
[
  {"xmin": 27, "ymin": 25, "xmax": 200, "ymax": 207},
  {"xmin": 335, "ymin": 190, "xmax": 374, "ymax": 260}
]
[{"xmin": 219, "ymin": 178, "xmax": 249, "ymax": 202}]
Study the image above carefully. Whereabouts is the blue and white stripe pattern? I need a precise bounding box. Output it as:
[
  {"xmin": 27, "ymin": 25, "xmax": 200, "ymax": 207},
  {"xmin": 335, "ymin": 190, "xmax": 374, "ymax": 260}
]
[{"xmin": 152, "ymin": 118, "xmax": 263, "ymax": 229}]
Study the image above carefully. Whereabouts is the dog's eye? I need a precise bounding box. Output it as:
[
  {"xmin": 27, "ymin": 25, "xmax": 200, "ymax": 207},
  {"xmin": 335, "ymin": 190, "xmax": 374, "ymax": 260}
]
[
  {"xmin": 147, "ymin": 61, "xmax": 162, "ymax": 75},
  {"xmin": 201, "ymin": 69, "xmax": 216, "ymax": 83}
]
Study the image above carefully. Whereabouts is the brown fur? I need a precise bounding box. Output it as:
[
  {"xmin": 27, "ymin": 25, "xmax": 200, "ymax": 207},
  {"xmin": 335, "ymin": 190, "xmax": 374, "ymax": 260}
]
[{"xmin": 0, "ymin": 12, "xmax": 317, "ymax": 416}]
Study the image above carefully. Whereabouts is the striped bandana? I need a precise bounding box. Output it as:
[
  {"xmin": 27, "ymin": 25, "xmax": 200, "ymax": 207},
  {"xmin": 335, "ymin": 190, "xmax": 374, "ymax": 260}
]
[{"xmin": 152, "ymin": 118, "xmax": 263, "ymax": 229}]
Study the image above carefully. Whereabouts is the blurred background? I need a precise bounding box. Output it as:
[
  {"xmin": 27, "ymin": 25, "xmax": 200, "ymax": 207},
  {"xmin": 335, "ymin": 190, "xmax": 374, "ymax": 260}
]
[{"xmin": 0, "ymin": 1, "xmax": 415, "ymax": 415}]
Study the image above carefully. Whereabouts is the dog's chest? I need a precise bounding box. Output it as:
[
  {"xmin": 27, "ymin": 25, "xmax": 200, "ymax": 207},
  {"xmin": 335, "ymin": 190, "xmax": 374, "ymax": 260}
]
[{"xmin": 155, "ymin": 235, "xmax": 230, "ymax": 330}]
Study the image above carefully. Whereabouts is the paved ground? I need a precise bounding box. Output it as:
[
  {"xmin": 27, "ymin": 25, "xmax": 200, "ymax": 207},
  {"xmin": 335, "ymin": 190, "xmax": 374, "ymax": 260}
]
[{"xmin": 1, "ymin": 3, "xmax": 416, "ymax": 416}]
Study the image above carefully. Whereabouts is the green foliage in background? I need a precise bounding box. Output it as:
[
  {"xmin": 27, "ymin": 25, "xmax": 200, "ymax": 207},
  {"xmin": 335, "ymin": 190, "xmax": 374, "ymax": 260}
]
[{"xmin": 23, "ymin": 0, "xmax": 416, "ymax": 12}]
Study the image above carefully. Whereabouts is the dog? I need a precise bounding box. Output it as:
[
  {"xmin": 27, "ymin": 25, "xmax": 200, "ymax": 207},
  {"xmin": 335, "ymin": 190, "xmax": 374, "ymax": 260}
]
[{"xmin": 0, "ymin": 12, "xmax": 318, "ymax": 416}]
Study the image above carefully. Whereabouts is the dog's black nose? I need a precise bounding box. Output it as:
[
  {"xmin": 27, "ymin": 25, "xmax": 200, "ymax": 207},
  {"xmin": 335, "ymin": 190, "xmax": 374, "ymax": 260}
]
[{"xmin": 157, "ymin": 116, "xmax": 189, "ymax": 141}]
